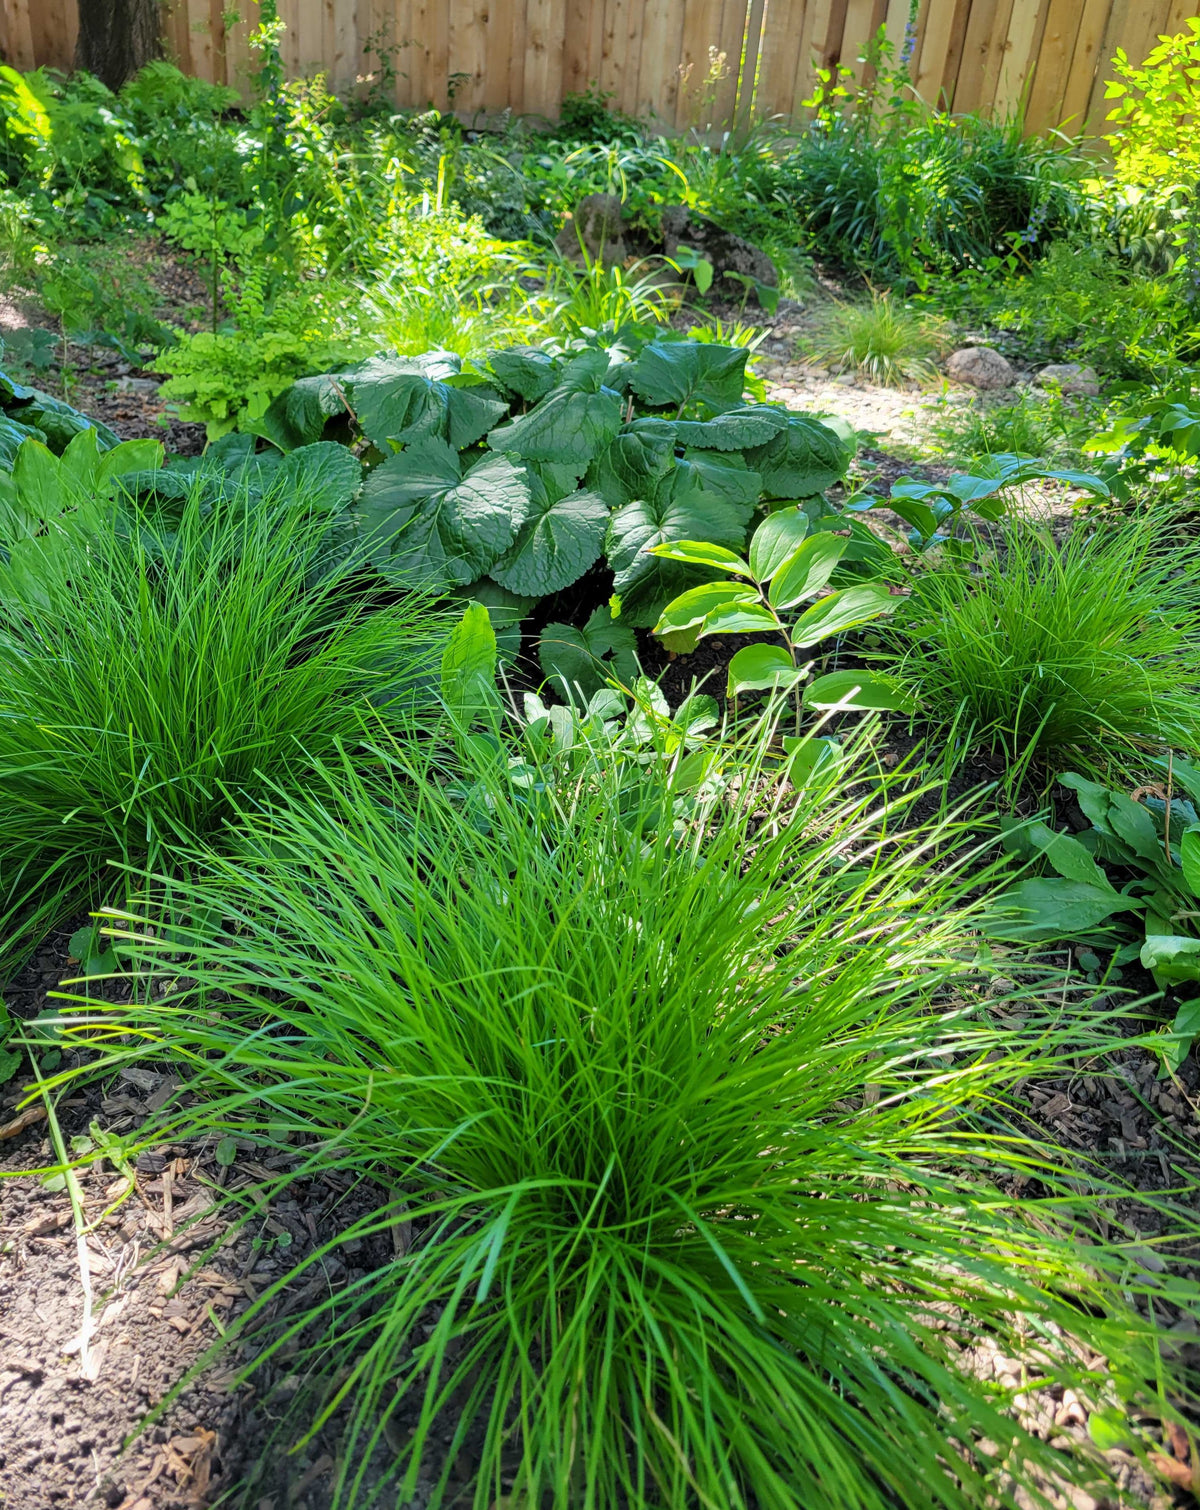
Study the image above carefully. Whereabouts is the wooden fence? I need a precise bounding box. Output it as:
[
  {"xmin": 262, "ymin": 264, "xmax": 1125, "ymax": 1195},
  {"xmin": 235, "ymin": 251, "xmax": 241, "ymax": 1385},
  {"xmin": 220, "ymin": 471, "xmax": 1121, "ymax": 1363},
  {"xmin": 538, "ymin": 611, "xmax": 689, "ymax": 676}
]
[{"xmin": 2, "ymin": 0, "xmax": 1196, "ymax": 137}]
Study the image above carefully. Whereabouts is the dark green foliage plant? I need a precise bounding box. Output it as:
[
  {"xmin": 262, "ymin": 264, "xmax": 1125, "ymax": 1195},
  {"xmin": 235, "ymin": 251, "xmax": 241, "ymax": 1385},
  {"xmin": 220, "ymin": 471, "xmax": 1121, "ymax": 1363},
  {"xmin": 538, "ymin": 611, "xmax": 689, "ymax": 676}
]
[
  {"xmin": 53, "ymin": 722, "xmax": 1194, "ymax": 1509},
  {"xmin": 986, "ymin": 765, "xmax": 1200, "ymax": 1069},
  {"xmin": 0, "ymin": 481, "xmax": 442, "ymax": 980},
  {"xmin": 878, "ymin": 517, "xmax": 1200, "ymax": 771}
]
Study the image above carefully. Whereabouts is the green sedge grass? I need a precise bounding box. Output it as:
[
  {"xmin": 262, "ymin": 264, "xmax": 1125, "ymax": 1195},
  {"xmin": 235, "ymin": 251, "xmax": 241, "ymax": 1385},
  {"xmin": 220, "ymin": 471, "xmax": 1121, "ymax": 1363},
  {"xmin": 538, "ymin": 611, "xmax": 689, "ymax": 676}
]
[
  {"xmin": 0, "ymin": 487, "xmax": 444, "ymax": 980},
  {"xmin": 54, "ymin": 721, "xmax": 1194, "ymax": 1509},
  {"xmin": 881, "ymin": 514, "xmax": 1200, "ymax": 778}
]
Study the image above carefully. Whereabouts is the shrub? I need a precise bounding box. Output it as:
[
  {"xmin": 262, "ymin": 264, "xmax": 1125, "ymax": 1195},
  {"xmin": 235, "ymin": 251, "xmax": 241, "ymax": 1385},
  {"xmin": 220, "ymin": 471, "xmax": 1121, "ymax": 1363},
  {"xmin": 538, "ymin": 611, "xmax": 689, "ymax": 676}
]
[
  {"xmin": 63, "ymin": 732, "xmax": 1185, "ymax": 1509},
  {"xmin": 0, "ymin": 487, "xmax": 442, "ymax": 979},
  {"xmin": 880, "ymin": 517, "xmax": 1200, "ymax": 770}
]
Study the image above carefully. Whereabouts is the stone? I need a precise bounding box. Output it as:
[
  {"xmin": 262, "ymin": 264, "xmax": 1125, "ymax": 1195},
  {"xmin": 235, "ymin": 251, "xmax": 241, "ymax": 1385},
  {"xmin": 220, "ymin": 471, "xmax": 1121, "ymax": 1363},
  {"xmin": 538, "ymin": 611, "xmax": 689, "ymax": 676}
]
[
  {"xmin": 554, "ymin": 193, "xmax": 627, "ymax": 267},
  {"xmin": 659, "ymin": 204, "xmax": 777, "ymax": 293},
  {"xmin": 945, "ymin": 346, "xmax": 1015, "ymax": 390},
  {"xmin": 1036, "ymin": 362, "xmax": 1101, "ymax": 396}
]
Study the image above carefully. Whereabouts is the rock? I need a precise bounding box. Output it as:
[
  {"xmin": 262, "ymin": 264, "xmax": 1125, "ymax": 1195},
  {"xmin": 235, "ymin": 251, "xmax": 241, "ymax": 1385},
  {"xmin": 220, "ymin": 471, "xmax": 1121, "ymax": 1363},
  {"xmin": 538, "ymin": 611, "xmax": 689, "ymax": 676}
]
[
  {"xmin": 554, "ymin": 193, "xmax": 627, "ymax": 267},
  {"xmin": 1036, "ymin": 362, "xmax": 1100, "ymax": 396},
  {"xmin": 115, "ymin": 376, "xmax": 159, "ymax": 394},
  {"xmin": 945, "ymin": 346, "xmax": 1014, "ymax": 390},
  {"xmin": 660, "ymin": 204, "xmax": 777, "ymax": 293}
]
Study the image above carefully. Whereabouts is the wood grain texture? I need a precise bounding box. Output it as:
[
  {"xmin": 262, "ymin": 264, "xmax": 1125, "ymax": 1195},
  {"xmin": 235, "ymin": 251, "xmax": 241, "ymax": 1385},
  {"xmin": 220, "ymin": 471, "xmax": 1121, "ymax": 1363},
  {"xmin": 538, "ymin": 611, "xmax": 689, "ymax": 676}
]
[{"xmin": 757, "ymin": 0, "xmax": 805, "ymax": 120}]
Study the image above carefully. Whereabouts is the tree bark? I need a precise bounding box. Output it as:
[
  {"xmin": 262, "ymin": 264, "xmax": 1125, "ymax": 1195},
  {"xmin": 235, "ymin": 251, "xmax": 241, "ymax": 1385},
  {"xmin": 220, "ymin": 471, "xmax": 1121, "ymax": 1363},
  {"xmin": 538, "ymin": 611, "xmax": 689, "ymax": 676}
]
[{"xmin": 75, "ymin": 0, "xmax": 162, "ymax": 92}]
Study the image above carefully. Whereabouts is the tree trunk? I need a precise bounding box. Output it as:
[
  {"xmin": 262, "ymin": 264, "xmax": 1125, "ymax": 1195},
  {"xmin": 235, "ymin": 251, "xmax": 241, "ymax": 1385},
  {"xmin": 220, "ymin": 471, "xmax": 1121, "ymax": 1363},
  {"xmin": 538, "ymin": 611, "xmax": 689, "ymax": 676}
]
[{"xmin": 75, "ymin": 0, "xmax": 161, "ymax": 92}]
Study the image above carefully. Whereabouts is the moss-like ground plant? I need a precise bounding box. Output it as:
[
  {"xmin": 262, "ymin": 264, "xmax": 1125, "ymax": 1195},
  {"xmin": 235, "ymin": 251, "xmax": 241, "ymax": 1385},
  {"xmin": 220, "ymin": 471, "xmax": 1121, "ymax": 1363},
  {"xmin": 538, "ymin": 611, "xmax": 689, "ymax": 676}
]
[{"xmin": 62, "ymin": 726, "xmax": 1189, "ymax": 1509}]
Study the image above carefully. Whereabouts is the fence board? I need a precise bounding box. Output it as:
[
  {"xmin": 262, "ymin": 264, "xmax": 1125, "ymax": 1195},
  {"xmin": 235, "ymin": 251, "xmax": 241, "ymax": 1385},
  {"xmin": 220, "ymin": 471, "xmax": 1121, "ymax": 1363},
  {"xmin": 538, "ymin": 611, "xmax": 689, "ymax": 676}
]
[{"xmin": 0, "ymin": 0, "xmax": 1190, "ymax": 145}]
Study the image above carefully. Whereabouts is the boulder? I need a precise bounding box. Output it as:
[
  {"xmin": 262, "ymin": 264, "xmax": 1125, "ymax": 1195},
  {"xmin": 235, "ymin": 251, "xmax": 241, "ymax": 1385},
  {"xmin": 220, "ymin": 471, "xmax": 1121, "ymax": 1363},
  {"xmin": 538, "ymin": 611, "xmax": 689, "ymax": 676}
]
[
  {"xmin": 554, "ymin": 193, "xmax": 627, "ymax": 267},
  {"xmin": 660, "ymin": 205, "xmax": 777, "ymax": 291},
  {"xmin": 945, "ymin": 346, "xmax": 1015, "ymax": 390},
  {"xmin": 1036, "ymin": 363, "xmax": 1100, "ymax": 397}
]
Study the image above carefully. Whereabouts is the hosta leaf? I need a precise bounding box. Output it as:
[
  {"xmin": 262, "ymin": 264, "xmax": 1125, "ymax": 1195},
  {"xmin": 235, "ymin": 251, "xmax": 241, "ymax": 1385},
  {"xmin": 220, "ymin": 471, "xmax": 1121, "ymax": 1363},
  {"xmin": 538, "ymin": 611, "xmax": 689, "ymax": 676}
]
[
  {"xmin": 12, "ymin": 438, "xmax": 61, "ymax": 521},
  {"xmin": 538, "ymin": 605, "xmax": 637, "ymax": 702},
  {"xmin": 628, "ymin": 342, "xmax": 747, "ymax": 414},
  {"xmin": 96, "ymin": 438, "xmax": 165, "ymax": 486},
  {"xmin": 648, "ymin": 540, "xmax": 751, "ymax": 575},
  {"xmin": 654, "ymin": 582, "xmax": 758, "ymax": 636},
  {"xmin": 783, "ymin": 734, "xmax": 843, "ymax": 788},
  {"xmin": 0, "ymin": 415, "xmax": 44, "ymax": 467},
  {"xmin": 15, "ymin": 389, "xmax": 119, "ymax": 453},
  {"xmin": 487, "ymin": 351, "xmax": 623, "ymax": 465},
  {"xmin": 674, "ymin": 405, "xmax": 788, "ymax": 451},
  {"xmin": 727, "ymin": 644, "xmax": 806, "ymax": 698},
  {"xmin": 768, "ymin": 535, "xmax": 847, "ymax": 610},
  {"xmin": 790, "ymin": 584, "xmax": 895, "ymax": 647},
  {"xmin": 586, "ymin": 418, "xmax": 677, "ymax": 508},
  {"xmin": 360, "ymin": 444, "xmax": 524, "ymax": 591},
  {"xmin": 490, "ymin": 479, "xmax": 609, "ymax": 597},
  {"xmin": 253, "ymin": 373, "xmax": 346, "ymax": 451},
  {"xmin": 1180, "ymin": 824, "xmax": 1200, "ymax": 898},
  {"xmin": 441, "ymin": 602, "xmax": 499, "ymax": 725},
  {"xmin": 1140, "ymin": 934, "xmax": 1200, "ymax": 987},
  {"xmin": 745, "ymin": 413, "xmax": 850, "ymax": 498},
  {"xmin": 803, "ymin": 670, "xmax": 915, "ymax": 712},
  {"xmin": 749, "ymin": 506, "xmax": 809, "ymax": 582},
  {"xmin": 275, "ymin": 441, "xmax": 363, "ymax": 514}
]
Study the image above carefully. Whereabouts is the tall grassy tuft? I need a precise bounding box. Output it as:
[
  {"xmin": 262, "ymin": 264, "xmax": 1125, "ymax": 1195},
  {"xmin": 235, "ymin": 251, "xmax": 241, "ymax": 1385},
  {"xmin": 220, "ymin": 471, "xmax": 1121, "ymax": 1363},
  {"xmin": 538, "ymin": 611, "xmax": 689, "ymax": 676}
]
[
  {"xmin": 881, "ymin": 516, "xmax": 1200, "ymax": 770},
  {"xmin": 66, "ymin": 730, "xmax": 1186, "ymax": 1509},
  {"xmin": 0, "ymin": 490, "xmax": 442, "ymax": 978}
]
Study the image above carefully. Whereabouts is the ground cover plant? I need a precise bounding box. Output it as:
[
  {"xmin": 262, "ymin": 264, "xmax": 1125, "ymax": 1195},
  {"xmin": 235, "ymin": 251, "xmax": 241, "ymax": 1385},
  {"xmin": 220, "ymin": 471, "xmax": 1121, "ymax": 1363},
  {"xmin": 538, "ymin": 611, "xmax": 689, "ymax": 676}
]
[{"xmin": 55, "ymin": 704, "xmax": 1196, "ymax": 1510}]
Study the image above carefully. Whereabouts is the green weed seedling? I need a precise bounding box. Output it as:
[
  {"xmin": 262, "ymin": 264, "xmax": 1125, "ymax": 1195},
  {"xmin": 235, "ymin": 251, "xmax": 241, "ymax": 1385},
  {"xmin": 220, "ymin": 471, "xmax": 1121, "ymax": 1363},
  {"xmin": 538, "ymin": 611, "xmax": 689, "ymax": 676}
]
[{"xmin": 986, "ymin": 763, "xmax": 1200, "ymax": 1070}]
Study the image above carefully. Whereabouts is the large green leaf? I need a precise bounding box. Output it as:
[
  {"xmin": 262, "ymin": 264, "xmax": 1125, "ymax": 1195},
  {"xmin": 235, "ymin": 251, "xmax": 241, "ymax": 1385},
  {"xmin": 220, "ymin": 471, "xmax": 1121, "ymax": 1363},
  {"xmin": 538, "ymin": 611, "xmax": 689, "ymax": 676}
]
[
  {"xmin": 448, "ymin": 579, "xmax": 533, "ymax": 666},
  {"xmin": 749, "ymin": 506, "xmax": 809, "ymax": 582},
  {"xmin": 984, "ymin": 878, "xmax": 1141, "ymax": 941},
  {"xmin": 13, "ymin": 389, "xmax": 119, "ymax": 453},
  {"xmin": 1025, "ymin": 822, "xmax": 1114, "ymax": 891},
  {"xmin": 486, "ymin": 347, "xmax": 559, "ymax": 402},
  {"xmin": 790, "ymin": 584, "xmax": 895, "ymax": 647},
  {"xmin": 674, "ymin": 450, "xmax": 762, "ymax": 516},
  {"xmin": 252, "ymin": 373, "xmax": 347, "ymax": 451},
  {"xmin": 538, "ymin": 605, "xmax": 638, "ymax": 703},
  {"xmin": 745, "ymin": 413, "xmax": 849, "ymax": 498},
  {"xmin": 490, "ymin": 469, "xmax": 609, "ymax": 597},
  {"xmin": 768, "ymin": 535, "xmax": 847, "ymax": 610},
  {"xmin": 727, "ymin": 644, "xmax": 806, "ymax": 698},
  {"xmin": 11, "ymin": 438, "xmax": 61, "ymax": 521},
  {"xmin": 803, "ymin": 670, "xmax": 915, "ymax": 712},
  {"xmin": 673, "ymin": 405, "xmax": 788, "ymax": 451},
  {"xmin": 346, "ymin": 358, "xmax": 508, "ymax": 451},
  {"xmin": 275, "ymin": 442, "xmax": 363, "ymax": 514},
  {"xmin": 654, "ymin": 582, "xmax": 759, "ymax": 636},
  {"xmin": 441, "ymin": 601, "xmax": 499, "ymax": 725},
  {"xmin": 487, "ymin": 349, "xmax": 622, "ymax": 465},
  {"xmin": 0, "ymin": 415, "xmax": 45, "ymax": 467},
  {"xmin": 586, "ymin": 418, "xmax": 677, "ymax": 508},
  {"xmin": 1140, "ymin": 934, "xmax": 1200, "ymax": 988},
  {"xmin": 1180, "ymin": 823, "xmax": 1200, "ymax": 899},
  {"xmin": 607, "ymin": 484, "xmax": 751, "ymax": 628},
  {"xmin": 628, "ymin": 342, "xmax": 747, "ymax": 414},
  {"xmin": 360, "ymin": 442, "xmax": 525, "ymax": 591}
]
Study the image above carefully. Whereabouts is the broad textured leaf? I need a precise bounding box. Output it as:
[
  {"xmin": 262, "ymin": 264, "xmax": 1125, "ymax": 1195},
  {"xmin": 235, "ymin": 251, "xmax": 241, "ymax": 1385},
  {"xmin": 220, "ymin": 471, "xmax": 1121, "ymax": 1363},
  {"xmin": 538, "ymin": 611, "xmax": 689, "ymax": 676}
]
[
  {"xmin": 253, "ymin": 373, "xmax": 346, "ymax": 451},
  {"xmin": 360, "ymin": 445, "xmax": 524, "ymax": 592},
  {"xmin": 487, "ymin": 352, "xmax": 622, "ymax": 465},
  {"xmin": 628, "ymin": 342, "xmax": 747, "ymax": 414},
  {"xmin": 654, "ymin": 582, "xmax": 757, "ymax": 636},
  {"xmin": 275, "ymin": 442, "xmax": 363, "ymax": 514},
  {"xmin": 347, "ymin": 367, "xmax": 453, "ymax": 450},
  {"xmin": 607, "ymin": 485, "xmax": 751, "ymax": 628},
  {"xmin": 803, "ymin": 670, "xmax": 915, "ymax": 712},
  {"xmin": 674, "ymin": 450, "xmax": 762, "ymax": 516},
  {"xmin": 586, "ymin": 418, "xmax": 677, "ymax": 508},
  {"xmin": 791, "ymin": 584, "xmax": 895, "ymax": 647},
  {"xmin": 984, "ymin": 879, "xmax": 1141, "ymax": 941},
  {"xmin": 727, "ymin": 644, "xmax": 806, "ymax": 698},
  {"xmin": 0, "ymin": 415, "xmax": 44, "ymax": 467},
  {"xmin": 446, "ymin": 384, "xmax": 510, "ymax": 450},
  {"xmin": 487, "ymin": 347, "xmax": 559, "ymax": 402},
  {"xmin": 674, "ymin": 406, "xmax": 787, "ymax": 451},
  {"xmin": 768, "ymin": 535, "xmax": 847, "ymax": 610},
  {"xmin": 648, "ymin": 540, "xmax": 751, "ymax": 575},
  {"xmin": 490, "ymin": 474, "xmax": 609, "ymax": 596},
  {"xmin": 745, "ymin": 413, "xmax": 849, "ymax": 498},
  {"xmin": 750, "ymin": 506, "xmax": 809, "ymax": 582},
  {"xmin": 538, "ymin": 605, "xmax": 637, "ymax": 702}
]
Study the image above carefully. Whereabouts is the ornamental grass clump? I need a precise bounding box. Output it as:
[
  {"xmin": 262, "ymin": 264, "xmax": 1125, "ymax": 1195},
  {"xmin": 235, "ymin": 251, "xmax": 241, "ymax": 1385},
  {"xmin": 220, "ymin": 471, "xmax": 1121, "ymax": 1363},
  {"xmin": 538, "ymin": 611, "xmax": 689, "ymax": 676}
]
[
  {"xmin": 63, "ymin": 729, "xmax": 1189, "ymax": 1509},
  {"xmin": 0, "ymin": 486, "xmax": 442, "ymax": 978}
]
